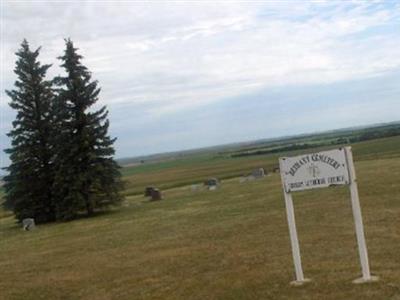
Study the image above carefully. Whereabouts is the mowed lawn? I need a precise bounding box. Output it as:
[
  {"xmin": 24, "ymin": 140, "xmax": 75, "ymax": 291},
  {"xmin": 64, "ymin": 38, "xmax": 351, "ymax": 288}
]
[{"xmin": 0, "ymin": 141, "xmax": 400, "ymax": 299}]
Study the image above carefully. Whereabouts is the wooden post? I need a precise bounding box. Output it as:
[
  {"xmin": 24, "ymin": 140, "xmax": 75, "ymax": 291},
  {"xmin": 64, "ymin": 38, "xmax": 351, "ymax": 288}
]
[
  {"xmin": 279, "ymin": 158, "xmax": 309, "ymax": 285},
  {"xmin": 344, "ymin": 147, "xmax": 378, "ymax": 283}
]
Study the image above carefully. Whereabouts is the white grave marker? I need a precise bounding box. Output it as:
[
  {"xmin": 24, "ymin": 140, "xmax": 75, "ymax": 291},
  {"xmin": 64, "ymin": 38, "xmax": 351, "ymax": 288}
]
[
  {"xmin": 279, "ymin": 147, "xmax": 378, "ymax": 285},
  {"xmin": 22, "ymin": 218, "xmax": 35, "ymax": 231}
]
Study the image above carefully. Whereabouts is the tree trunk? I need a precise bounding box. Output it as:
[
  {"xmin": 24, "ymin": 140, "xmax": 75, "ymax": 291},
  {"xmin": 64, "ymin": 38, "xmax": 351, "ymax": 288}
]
[
  {"xmin": 86, "ymin": 200, "xmax": 94, "ymax": 216},
  {"xmin": 84, "ymin": 191, "xmax": 94, "ymax": 216}
]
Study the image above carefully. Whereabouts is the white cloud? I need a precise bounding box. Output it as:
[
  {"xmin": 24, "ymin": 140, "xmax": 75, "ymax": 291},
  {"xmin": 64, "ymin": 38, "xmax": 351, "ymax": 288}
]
[
  {"xmin": 3, "ymin": 1, "xmax": 400, "ymax": 117},
  {"xmin": 1, "ymin": 1, "xmax": 400, "ymax": 147}
]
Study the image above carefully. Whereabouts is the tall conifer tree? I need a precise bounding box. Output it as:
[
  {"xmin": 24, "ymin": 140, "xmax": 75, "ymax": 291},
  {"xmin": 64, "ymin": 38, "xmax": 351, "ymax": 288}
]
[
  {"xmin": 3, "ymin": 40, "xmax": 55, "ymax": 223},
  {"xmin": 53, "ymin": 39, "xmax": 122, "ymax": 220}
]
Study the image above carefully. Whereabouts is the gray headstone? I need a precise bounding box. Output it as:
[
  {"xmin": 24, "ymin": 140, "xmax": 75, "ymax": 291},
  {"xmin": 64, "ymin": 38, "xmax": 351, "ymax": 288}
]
[
  {"xmin": 247, "ymin": 175, "xmax": 255, "ymax": 181},
  {"xmin": 151, "ymin": 189, "xmax": 163, "ymax": 201},
  {"xmin": 204, "ymin": 178, "xmax": 219, "ymax": 187},
  {"xmin": 22, "ymin": 218, "xmax": 35, "ymax": 231},
  {"xmin": 251, "ymin": 168, "xmax": 266, "ymax": 178},
  {"xmin": 191, "ymin": 184, "xmax": 201, "ymax": 191},
  {"xmin": 144, "ymin": 186, "xmax": 155, "ymax": 197}
]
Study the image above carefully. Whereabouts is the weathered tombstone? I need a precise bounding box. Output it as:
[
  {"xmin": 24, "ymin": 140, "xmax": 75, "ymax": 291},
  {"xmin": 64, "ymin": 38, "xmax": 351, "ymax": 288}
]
[
  {"xmin": 247, "ymin": 175, "xmax": 255, "ymax": 181},
  {"xmin": 191, "ymin": 184, "xmax": 201, "ymax": 191},
  {"xmin": 273, "ymin": 166, "xmax": 280, "ymax": 173},
  {"xmin": 204, "ymin": 178, "xmax": 219, "ymax": 190},
  {"xmin": 144, "ymin": 186, "xmax": 155, "ymax": 197},
  {"xmin": 150, "ymin": 188, "xmax": 163, "ymax": 201},
  {"xmin": 204, "ymin": 178, "xmax": 219, "ymax": 186},
  {"xmin": 22, "ymin": 218, "xmax": 35, "ymax": 231},
  {"xmin": 252, "ymin": 167, "xmax": 266, "ymax": 178}
]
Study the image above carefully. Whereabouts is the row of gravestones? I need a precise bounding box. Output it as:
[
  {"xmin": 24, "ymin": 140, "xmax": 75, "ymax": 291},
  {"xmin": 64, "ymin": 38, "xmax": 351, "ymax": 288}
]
[
  {"xmin": 199, "ymin": 166, "xmax": 276, "ymax": 190},
  {"xmin": 145, "ymin": 177, "xmax": 221, "ymax": 200},
  {"xmin": 21, "ymin": 167, "xmax": 279, "ymax": 229},
  {"xmin": 21, "ymin": 174, "xmax": 228, "ymax": 230},
  {"xmin": 21, "ymin": 177, "xmax": 219, "ymax": 229}
]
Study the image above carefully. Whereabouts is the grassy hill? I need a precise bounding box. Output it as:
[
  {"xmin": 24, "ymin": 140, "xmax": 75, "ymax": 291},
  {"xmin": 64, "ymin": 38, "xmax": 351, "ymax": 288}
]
[
  {"xmin": 121, "ymin": 136, "xmax": 400, "ymax": 196},
  {"xmin": 0, "ymin": 136, "xmax": 399, "ymax": 299}
]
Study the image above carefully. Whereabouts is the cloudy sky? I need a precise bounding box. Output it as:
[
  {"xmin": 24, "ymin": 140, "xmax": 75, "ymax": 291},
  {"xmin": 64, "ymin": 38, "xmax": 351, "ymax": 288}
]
[{"xmin": 1, "ymin": 1, "xmax": 400, "ymax": 169}]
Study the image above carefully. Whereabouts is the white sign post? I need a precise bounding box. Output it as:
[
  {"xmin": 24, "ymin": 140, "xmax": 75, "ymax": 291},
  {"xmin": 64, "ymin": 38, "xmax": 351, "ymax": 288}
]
[{"xmin": 279, "ymin": 147, "xmax": 378, "ymax": 285}]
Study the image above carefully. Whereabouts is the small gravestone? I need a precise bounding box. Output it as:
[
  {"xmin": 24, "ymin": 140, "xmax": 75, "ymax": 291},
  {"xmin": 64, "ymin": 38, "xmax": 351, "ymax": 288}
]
[
  {"xmin": 252, "ymin": 168, "xmax": 266, "ymax": 178},
  {"xmin": 151, "ymin": 188, "xmax": 163, "ymax": 201},
  {"xmin": 22, "ymin": 218, "xmax": 35, "ymax": 231},
  {"xmin": 144, "ymin": 186, "xmax": 155, "ymax": 197},
  {"xmin": 204, "ymin": 178, "xmax": 219, "ymax": 190},
  {"xmin": 247, "ymin": 175, "xmax": 255, "ymax": 181},
  {"xmin": 191, "ymin": 184, "xmax": 201, "ymax": 191},
  {"xmin": 273, "ymin": 167, "xmax": 280, "ymax": 173}
]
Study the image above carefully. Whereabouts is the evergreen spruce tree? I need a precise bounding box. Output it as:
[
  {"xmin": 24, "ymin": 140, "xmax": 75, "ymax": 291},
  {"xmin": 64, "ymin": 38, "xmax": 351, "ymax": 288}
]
[
  {"xmin": 53, "ymin": 39, "xmax": 123, "ymax": 220},
  {"xmin": 3, "ymin": 40, "xmax": 55, "ymax": 223}
]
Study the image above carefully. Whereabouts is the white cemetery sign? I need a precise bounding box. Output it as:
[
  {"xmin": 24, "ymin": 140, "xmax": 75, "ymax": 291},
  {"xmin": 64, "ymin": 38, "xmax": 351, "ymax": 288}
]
[
  {"xmin": 281, "ymin": 148, "xmax": 349, "ymax": 192},
  {"xmin": 279, "ymin": 147, "xmax": 378, "ymax": 285}
]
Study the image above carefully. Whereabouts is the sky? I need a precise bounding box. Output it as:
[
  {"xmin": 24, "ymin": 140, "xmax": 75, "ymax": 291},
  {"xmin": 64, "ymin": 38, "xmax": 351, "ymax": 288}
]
[{"xmin": 1, "ymin": 0, "xmax": 400, "ymax": 170}]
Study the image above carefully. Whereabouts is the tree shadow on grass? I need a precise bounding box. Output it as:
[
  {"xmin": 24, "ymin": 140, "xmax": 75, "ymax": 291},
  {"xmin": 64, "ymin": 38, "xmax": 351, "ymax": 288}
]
[{"xmin": 73, "ymin": 207, "xmax": 122, "ymax": 220}]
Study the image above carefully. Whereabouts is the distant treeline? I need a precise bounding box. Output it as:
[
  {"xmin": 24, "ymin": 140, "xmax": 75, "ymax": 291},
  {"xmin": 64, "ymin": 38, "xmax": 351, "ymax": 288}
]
[
  {"xmin": 231, "ymin": 124, "xmax": 400, "ymax": 158},
  {"xmin": 231, "ymin": 143, "xmax": 322, "ymax": 158},
  {"xmin": 347, "ymin": 126, "xmax": 400, "ymax": 143}
]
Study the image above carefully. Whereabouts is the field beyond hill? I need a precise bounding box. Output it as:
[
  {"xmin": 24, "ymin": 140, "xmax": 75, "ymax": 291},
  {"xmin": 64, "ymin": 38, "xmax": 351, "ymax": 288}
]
[{"xmin": 0, "ymin": 136, "xmax": 399, "ymax": 299}]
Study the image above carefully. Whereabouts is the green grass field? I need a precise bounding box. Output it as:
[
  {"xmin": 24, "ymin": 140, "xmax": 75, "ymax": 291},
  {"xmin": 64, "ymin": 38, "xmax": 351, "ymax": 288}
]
[
  {"xmin": 0, "ymin": 136, "xmax": 399, "ymax": 299},
  {"xmin": 121, "ymin": 136, "xmax": 400, "ymax": 196}
]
